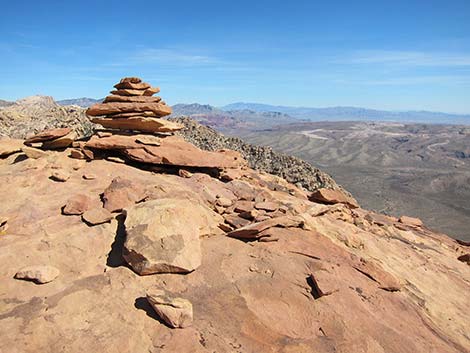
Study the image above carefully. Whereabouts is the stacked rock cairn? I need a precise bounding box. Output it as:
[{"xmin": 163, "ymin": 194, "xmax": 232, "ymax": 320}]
[{"xmin": 86, "ymin": 77, "xmax": 179, "ymax": 133}]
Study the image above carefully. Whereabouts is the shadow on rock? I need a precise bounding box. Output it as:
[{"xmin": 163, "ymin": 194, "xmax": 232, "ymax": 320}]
[
  {"xmin": 134, "ymin": 297, "xmax": 169, "ymax": 327},
  {"xmin": 106, "ymin": 213, "xmax": 127, "ymax": 267}
]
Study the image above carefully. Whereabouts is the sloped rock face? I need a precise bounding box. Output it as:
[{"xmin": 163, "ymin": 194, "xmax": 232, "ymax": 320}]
[
  {"xmin": 1, "ymin": 146, "xmax": 469, "ymax": 353},
  {"xmin": 0, "ymin": 80, "xmax": 469, "ymax": 353}
]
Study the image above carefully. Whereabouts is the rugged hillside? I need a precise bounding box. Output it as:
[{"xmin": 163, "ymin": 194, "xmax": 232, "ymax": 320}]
[
  {"xmin": 239, "ymin": 121, "xmax": 470, "ymax": 241},
  {"xmin": 170, "ymin": 116, "xmax": 344, "ymax": 193},
  {"xmin": 0, "ymin": 122, "xmax": 469, "ymax": 352},
  {"xmin": 0, "ymin": 96, "xmax": 93, "ymax": 138}
]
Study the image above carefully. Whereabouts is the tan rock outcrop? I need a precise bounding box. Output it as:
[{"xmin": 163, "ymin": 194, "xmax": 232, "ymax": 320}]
[{"xmin": 122, "ymin": 199, "xmax": 221, "ymax": 275}]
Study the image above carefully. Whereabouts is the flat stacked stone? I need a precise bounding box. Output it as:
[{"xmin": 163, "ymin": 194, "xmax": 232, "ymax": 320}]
[
  {"xmin": 86, "ymin": 77, "xmax": 179, "ymax": 133},
  {"xmin": 24, "ymin": 127, "xmax": 77, "ymax": 150}
]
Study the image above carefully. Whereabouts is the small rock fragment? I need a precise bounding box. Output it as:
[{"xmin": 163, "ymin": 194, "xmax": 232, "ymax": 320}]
[
  {"xmin": 63, "ymin": 194, "xmax": 92, "ymax": 215},
  {"xmin": 50, "ymin": 170, "xmax": 71, "ymax": 182},
  {"xmin": 82, "ymin": 207, "xmax": 114, "ymax": 226},
  {"xmin": 146, "ymin": 289, "xmax": 193, "ymax": 328},
  {"xmin": 178, "ymin": 169, "xmax": 193, "ymax": 178},
  {"xmin": 15, "ymin": 265, "xmax": 60, "ymax": 284}
]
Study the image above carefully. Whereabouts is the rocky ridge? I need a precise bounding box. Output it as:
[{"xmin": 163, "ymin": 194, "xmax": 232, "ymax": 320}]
[
  {"xmin": 170, "ymin": 116, "xmax": 345, "ymax": 193},
  {"xmin": 0, "ymin": 95, "xmax": 93, "ymax": 139},
  {"xmin": 0, "ymin": 78, "xmax": 469, "ymax": 353}
]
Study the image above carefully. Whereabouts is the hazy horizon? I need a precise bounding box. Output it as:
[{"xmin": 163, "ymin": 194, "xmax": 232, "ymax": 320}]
[{"xmin": 1, "ymin": 0, "xmax": 469, "ymax": 113}]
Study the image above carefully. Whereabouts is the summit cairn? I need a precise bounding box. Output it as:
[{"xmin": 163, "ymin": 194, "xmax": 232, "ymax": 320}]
[
  {"xmin": 80, "ymin": 77, "xmax": 246, "ymax": 169},
  {"xmin": 86, "ymin": 77, "xmax": 179, "ymax": 133}
]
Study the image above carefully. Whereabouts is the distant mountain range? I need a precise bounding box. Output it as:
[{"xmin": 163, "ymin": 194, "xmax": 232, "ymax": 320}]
[
  {"xmin": 222, "ymin": 102, "xmax": 470, "ymax": 125},
  {"xmin": 4, "ymin": 96, "xmax": 470, "ymax": 125}
]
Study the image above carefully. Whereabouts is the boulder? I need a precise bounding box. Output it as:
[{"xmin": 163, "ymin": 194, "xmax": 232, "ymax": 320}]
[
  {"xmin": 82, "ymin": 207, "xmax": 114, "ymax": 226},
  {"xmin": 86, "ymin": 102, "xmax": 172, "ymax": 117},
  {"xmin": 102, "ymin": 177, "xmax": 147, "ymax": 212},
  {"xmin": 91, "ymin": 117, "xmax": 182, "ymax": 133},
  {"xmin": 24, "ymin": 128, "xmax": 72, "ymax": 144},
  {"xmin": 14, "ymin": 265, "xmax": 60, "ymax": 284},
  {"xmin": 146, "ymin": 289, "xmax": 193, "ymax": 328},
  {"xmin": 309, "ymin": 188, "xmax": 359, "ymax": 208},
  {"xmin": 0, "ymin": 138, "xmax": 24, "ymax": 157},
  {"xmin": 122, "ymin": 199, "xmax": 220, "ymax": 275}
]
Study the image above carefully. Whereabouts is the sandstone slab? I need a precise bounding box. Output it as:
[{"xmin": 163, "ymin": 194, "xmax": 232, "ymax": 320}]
[
  {"xmin": 62, "ymin": 194, "xmax": 93, "ymax": 215},
  {"xmin": 24, "ymin": 128, "xmax": 72, "ymax": 144},
  {"xmin": 146, "ymin": 289, "xmax": 193, "ymax": 328},
  {"xmin": 114, "ymin": 81, "xmax": 151, "ymax": 90},
  {"xmin": 91, "ymin": 117, "xmax": 182, "ymax": 133},
  {"xmin": 124, "ymin": 136, "xmax": 246, "ymax": 169},
  {"xmin": 42, "ymin": 131, "xmax": 77, "ymax": 149},
  {"xmin": 82, "ymin": 207, "xmax": 114, "ymax": 225},
  {"xmin": 228, "ymin": 215, "xmax": 304, "ymax": 240},
  {"xmin": 86, "ymin": 102, "xmax": 171, "ymax": 117},
  {"xmin": 309, "ymin": 188, "xmax": 359, "ymax": 208},
  {"xmin": 399, "ymin": 215, "xmax": 423, "ymax": 227},
  {"xmin": 0, "ymin": 138, "xmax": 24, "ymax": 157},
  {"xmin": 103, "ymin": 95, "xmax": 162, "ymax": 104}
]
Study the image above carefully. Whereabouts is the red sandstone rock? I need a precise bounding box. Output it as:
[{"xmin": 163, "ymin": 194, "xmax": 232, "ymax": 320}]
[
  {"xmin": 81, "ymin": 207, "xmax": 114, "ymax": 226},
  {"xmin": 103, "ymin": 95, "xmax": 162, "ymax": 103},
  {"xmin": 91, "ymin": 117, "xmax": 182, "ymax": 133},
  {"xmin": 399, "ymin": 215, "xmax": 423, "ymax": 227},
  {"xmin": 113, "ymin": 81, "xmax": 151, "ymax": 90},
  {"xmin": 62, "ymin": 194, "xmax": 93, "ymax": 215},
  {"xmin": 123, "ymin": 136, "xmax": 246, "ymax": 169},
  {"xmin": 86, "ymin": 102, "xmax": 172, "ymax": 117},
  {"xmin": 24, "ymin": 128, "xmax": 72, "ymax": 144},
  {"xmin": 309, "ymin": 188, "xmax": 359, "ymax": 208}
]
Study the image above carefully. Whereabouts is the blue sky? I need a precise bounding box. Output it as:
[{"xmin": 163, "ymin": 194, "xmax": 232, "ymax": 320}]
[{"xmin": 1, "ymin": 0, "xmax": 469, "ymax": 113}]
